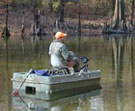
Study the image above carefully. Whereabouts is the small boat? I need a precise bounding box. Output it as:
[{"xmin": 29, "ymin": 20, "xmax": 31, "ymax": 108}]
[{"xmin": 12, "ymin": 57, "xmax": 101, "ymax": 99}]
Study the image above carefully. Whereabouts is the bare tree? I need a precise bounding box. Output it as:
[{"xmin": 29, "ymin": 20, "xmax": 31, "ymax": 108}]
[
  {"xmin": 112, "ymin": 0, "xmax": 125, "ymax": 29},
  {"xmin": 1, "ymin": 2, "xmax": 10, "ymax": 38},
  {"xmin": 131, "ymin": 0, "xmax": 135, "ymax": 25},
  {"xmin": 59, "ymin": 0, "xmax": 65, "ymax": 22}
]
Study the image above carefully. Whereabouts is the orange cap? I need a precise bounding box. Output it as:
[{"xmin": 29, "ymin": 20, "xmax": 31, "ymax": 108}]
[{"xmin": 55, "ymin": 31, "xmax": 67, "ymax": 39}]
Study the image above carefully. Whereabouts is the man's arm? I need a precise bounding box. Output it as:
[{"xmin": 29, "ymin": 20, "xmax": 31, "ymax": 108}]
[
  {"xmin": 60, "ymin": 45, "xmax": 75, "ymax": 61},
  {"xmin": 60, "ymin": 45, "xmax": 69, "ymax": 61}
]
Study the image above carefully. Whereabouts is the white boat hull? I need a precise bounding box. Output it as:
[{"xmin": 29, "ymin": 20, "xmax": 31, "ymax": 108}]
[{"xmin": 12, "ymin": 69, "xmax": 101, "ymax": 99}]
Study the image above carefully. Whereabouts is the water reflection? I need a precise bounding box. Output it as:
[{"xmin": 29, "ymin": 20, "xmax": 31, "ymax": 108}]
[
  {"xmin": 12, "ymin": 89, "xmax": 103, "ymax": 111},
  {"xmin": 31, "ymin": 35, "xmax": 40, "ymax": 55},
  {"xmin": 1, "ymin": 35, "xmax": 12, "ymax": 111},
  {"xmin": 3, "ymin": 35, "xmax": 9, "ymax": 73},
  {"xmin": 111, "ymin": 35, "xmax": 135, "ymax": 86},
  {"xmin": 111, "ymin": 36, "xmax": 125, "ymax": 111},
  {"xmin": 103, "ymin": 34, "xmax": 135, "ymax": 86},
  {"xmin": 77, "ymin": 36, "xmax": 81, "ymax": 53},
  {"xmin": 21, "ymin": 35, "xmax": 25, "ymax": 56},
  {"xmin": 129, "ymin": 37, "xmax": 135, "ymax": 86},
  {"xmin": 0, "ymin": 34, "xmax": 135, "ymax": 111},
  {"xmin": 102, "ymin": 34, "xmax": 135, "ymax": 111},
  {"xmin": 112, "ymin": 36, "xmax": 126, "ymax": 86}
]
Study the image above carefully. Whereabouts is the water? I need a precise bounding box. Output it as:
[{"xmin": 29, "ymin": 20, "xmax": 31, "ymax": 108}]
[{"xmin": 0, "ymin": 34, "xmax": 135, "ymax": 111}]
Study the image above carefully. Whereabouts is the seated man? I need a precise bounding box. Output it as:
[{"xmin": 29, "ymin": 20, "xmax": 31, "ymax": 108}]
[{"xmin": 49, "ymin": 31, "xmax": 80, "ymax": 72}]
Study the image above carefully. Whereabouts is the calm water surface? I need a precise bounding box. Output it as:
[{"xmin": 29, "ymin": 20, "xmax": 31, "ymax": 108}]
[{"xmin": 0, "ymin": 35, "xmax": 135, "ymax": 111}]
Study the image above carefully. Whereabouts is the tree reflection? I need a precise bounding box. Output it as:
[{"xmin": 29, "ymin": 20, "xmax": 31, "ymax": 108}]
[
  {"xmin": 111, "ymin": 35, "xmax": 135, "ymax": 111},
  {"xmin": 77, "ymin": 36, "xmax": 81, "ymax": 53},
  {"xmin": 112, "ymin": 36, "xmax": 125, "ymax": 111},
  {"xmin": 129, "ymin": 37, "xmax": 135, "ymax": 86},
  {"xmin": 2, "ymin": 34, "xmax": 10, "ymax": 79},
  {"xmin": 112, "ymin": 36, "xmax": 126, "ymax": 86},
  {"xmin": 103, "ymin": 34, "xmax": 135, "ymax": 87},
  {"xmin": 111, "ymin": 35, "xmax": 135, "ymax": 86},
  {"xmin": 21, "ymin": 35, "xmax": 25, "ymax": 56},
  {"xmin": 30, "ymin": 35, "xmax": 41, "ymax": 56},
  {"xmin": 2, "ymin": 35, "xmax": 11, "ymax": 111}
]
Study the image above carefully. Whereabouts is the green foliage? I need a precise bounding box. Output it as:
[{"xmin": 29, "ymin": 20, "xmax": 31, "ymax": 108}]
[
  {"xmin": 18, "ymin": 0, "xmax": 42, "ymax": 7},
  {"xmin": 22, "ymin": 0, "xmax": 61, "ymax": 12},
  {"xmin": 51, "ymin": 0, "xmax": 60, "ymax": 12},
  {"xmin": 125, "ymin": 0, "xmax": 132, "ymax": 14},
  {"xmin": 93, "ymin": 0, "xmax": 102, "ymax": 8},
  {"xmin": 42, "ymin": 0, "xmax": 47, "ymax": 6},
  {"xmin": 66, "ymin": 1, "xmax": 74, "ymax": 5}
]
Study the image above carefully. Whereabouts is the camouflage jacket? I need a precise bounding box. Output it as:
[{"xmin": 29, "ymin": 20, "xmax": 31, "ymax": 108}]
[{"xmin": 49, "ymin": 39, "xmax": 71, "ymax": 68}]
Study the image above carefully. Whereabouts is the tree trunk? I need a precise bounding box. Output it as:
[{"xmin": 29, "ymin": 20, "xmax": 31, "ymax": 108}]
[
  {"xmin": 78, "ymin": 12, "xmax": 81, "ymax": 37},
  {"xmin": 45, "ymin": 0, "xmax": 50, "ymax": 24},
  {"xmin": 131, "ymin": 0, "xmax": 135, "ymax": 25},
  {"xmin": 113, "ymin": 0, "xmax": 125, "ymax": 29},
  {"xmin": 2, "ymin": 3, "xmax": 10, "ymax": 38},
  {"xmin": 46, "ymin": 0, "xmax": 50, "ymax": 10},
  {"xmin": 113, "ymin": 0, "xmax": 119, "ymax": 29},
  {"xmin": 32, "ymin": 8, "xmax": 42, "ymax": 35},
  {"xmin": 59, "ymin": 0, "xmax": 65, "ymax": 22},
  {"xmin": 120, "ymin": 0, "xmax": 125, "ymax": 22},
  {"xmin": 21, "ymin": 4, "xmax": 25, "ymax": 37},
  {"xmin": 112, "ymin": 0, "xmax": 115, "ymax": 15}
]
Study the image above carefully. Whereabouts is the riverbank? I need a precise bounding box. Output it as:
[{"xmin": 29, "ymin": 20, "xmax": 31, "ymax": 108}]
[
  {"xmin": 0, "ymin": 16, "xmax": 106, "ymax": 37},
  {"xmin": 0, "ymin": 7, "xmax": 108, "ymax": 36},
  {"xmin": 0, "ymin": 9, "xmax": 109, "ymax": 37}
]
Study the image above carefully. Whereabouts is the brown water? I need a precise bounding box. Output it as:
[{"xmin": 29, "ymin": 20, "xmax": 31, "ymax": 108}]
[{"xmin": 0, "ymin": 34, "xmax": 135, "ymax": 111}]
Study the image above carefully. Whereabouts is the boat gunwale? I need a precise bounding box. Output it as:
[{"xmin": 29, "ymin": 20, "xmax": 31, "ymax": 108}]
[
  {"xmin": 12, "ymin": 69, "xmax": 101, "ymax": 77},
  {"xmin": 12, "ymin": 75, "xmax": 101, "ymax": 85},
  {"xmin": 12, "ymin": 70, "xmax": 101, "ymax": 85}
]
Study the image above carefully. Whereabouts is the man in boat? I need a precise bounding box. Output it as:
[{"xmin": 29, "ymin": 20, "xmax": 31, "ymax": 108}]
[{"xmin": 49, "ymin": 31, "xmax": 80, "ymax": 72}]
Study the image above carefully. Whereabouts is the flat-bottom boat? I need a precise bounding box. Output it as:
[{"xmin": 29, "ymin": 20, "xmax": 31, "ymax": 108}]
[
  {"xmin": 12, "ymin": 68, "xmax": 101, "ymax": 99},
  {"xmin": 12, "ymin": 57, "xmax": 101, "ymax": 100}
]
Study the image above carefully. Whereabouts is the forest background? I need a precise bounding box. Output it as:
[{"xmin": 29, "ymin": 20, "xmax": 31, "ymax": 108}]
[{"xmin": 0, "ymin": 0, "xmax": 134, "ymax": 36}]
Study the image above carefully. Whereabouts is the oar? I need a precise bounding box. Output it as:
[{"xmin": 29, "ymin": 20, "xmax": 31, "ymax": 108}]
[{"xmin": 12, "ymin": 69, "xmax": 33, "ymax": 96}]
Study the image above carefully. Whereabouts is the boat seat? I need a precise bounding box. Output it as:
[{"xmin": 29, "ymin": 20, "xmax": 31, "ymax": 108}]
[{"xmin": 48, "ymin": 67, "xmax": 70, "ymax": 75}]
